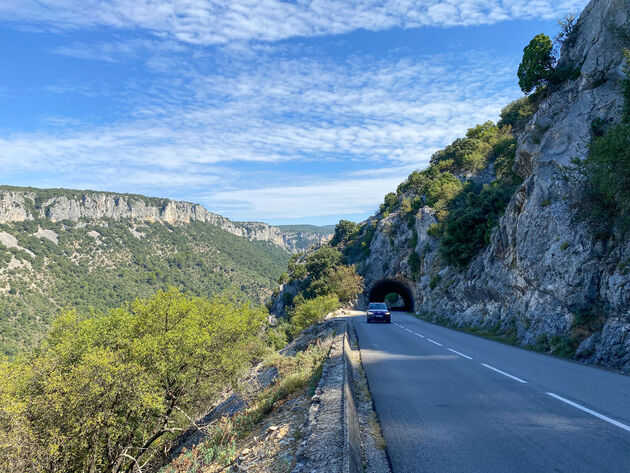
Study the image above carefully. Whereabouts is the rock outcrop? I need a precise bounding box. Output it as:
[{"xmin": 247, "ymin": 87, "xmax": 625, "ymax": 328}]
[
  {"xmin": 353, "ymin": 0, "xmax": 630, "ymax": 371},
  {"xmin": 0, "ymin": 187, "xmax": 329, "ymax": 253}
]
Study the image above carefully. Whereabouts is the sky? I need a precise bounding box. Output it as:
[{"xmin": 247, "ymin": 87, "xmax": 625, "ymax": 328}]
[{"xmin": 0, "ymin": 0, "xmax": 588, "ymax": 225}]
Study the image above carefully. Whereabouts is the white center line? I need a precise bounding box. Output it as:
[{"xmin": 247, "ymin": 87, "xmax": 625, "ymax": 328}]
[
  {"xmin": 405, "ymin": 328, "xmax": 412, "ymax": 332},
  {"xmin": 413, "ymin": 332, "xmax": 425, "ymax": 338},
  {"xmin": 427, "ymin": 338, "xmax": 443, "ymax": 347},
  {"xmin": 481, "ymin": 363, "xmax": 527, "ymax": 383},
  {"xmin": 546, "ymin": 392, "xmax": 630, "ymax": 433},
  {"xmin": 447, "ymin": 348, "xmax": 472, "ymax": 360}
]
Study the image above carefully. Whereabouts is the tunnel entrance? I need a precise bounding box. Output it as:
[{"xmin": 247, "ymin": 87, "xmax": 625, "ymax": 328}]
[{"xmin": 369, "ymin": 279, "xmax": 414, "ymax": 312}]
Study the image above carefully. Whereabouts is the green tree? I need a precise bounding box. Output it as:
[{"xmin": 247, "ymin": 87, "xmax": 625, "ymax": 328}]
[
  {"xmin": 425, "ymin": 172, "xmax": 463, "ymax": 219},
  {"xmin": 307, "ymin": 264, "xmax": 364, "ymax": 303},
  {"xmin": 277, "ymin": 272, "xmax": 289, "ymax": 285},
  {"xmin": 330, "ymin": 219, "xmax": 359, "ymax": 246},
  {"xmin": 380, "ymin": 192, "xmax": 398, "ymax": 214},
  {"xmin": 304, "ymin": 246, "xmax": 342, "ymax": 280},
  {"xmin": 291, "ymin": 263, "xmax": 308, "ymax": 280},
  {"xmin": 518, "ymin": 34, "xmax": 555, "ymax": 94}
]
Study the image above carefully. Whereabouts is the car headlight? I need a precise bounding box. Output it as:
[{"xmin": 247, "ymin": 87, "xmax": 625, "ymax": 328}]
[{"xmin": 367, "ymin": 311, "xmax": 374, "ymax": 315}]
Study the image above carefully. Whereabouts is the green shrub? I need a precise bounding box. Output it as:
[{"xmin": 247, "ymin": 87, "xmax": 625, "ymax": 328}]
[
  {"xmin": 409, "ymin": 228, "xmax": 418, "ymax": 249},
  {"xmin": 498, "ymin": 97, "xmax": 537, "ymax": 132},
  {"xmin": 591, "ymin": 117, "xmax": 608, "ymax": 137},
  {"xmin": 426, "ymin": 223, "xmax": 442, "ymax": 238},
  {"xmin": 342, "ymin": 220, "xmax": 377, "ymax": 258},
  {"xmin": 0, "ymin": 288, "xmax": 266, "ymax": 473},
  {"xmin": 549, "ymin": 335, "xmax": 579, "ymax": 358},
  {"xmin": 277, "ymin": 272, "xmax": 289, "ymax": 285},
  {"xmin": 440, "ymin": 181, "xmax": 517, "ymax": 267},
  {"xmin": 555, "ymin": 12, "xmax": 578, "ymax": 47},
  {"xmin": 424, "ymin": 172, "xmax": 463, "ymax": 218},
  {"xmin": 380, "ymin": 192, "xmax": 398, "ymax": 215},
  {"xmin": 291, "ymin": 264, "xmax": 308, "ymax": 281},
  {"xmin": 430, "ymin": 131, "xmax": 493, "ymax": 174},
  {"xmin": 577, "ymin": 122, "xmax": 630, "ymax": 233},
  {"xmin": 290, "ymin": 295, "xmax": 339, "ymax": 336},
  {"xmin": 429, "ymin": 274, "xmax": 441, "ymax": 290},
  {"xmin": 408, "ymin": 251, "xmax": 422, "ymax": 277},
  {"xmin": 266, "ymin": 321, "xmax": 291, "ymax": 350}
]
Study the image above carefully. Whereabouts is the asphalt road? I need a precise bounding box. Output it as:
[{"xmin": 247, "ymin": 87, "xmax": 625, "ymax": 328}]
[{"xmin": 351, "ymin": 311, "xmax": 630, "ymax": 473}]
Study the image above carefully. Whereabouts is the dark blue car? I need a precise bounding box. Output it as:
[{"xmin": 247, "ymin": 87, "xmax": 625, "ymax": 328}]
[{"xmin": 366, "ymin": 302, "xmax": 391, "ymax": 323}]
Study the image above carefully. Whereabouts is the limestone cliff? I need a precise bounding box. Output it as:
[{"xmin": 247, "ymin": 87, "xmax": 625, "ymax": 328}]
[
  {"xmin": 0, "ymin": 186, "xmax": 329, "ymax": 253},
  {"xmin": 348, "ymin": 0, "xmax": 630, "ymax": 371}
]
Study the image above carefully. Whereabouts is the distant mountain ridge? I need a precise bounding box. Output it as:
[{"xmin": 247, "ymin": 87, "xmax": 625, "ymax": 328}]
[
  {"xmin": 276, "ymin": 224, "xmax": 336, "ymax": 235},
  {"xmin": 0, "ymin": 185, "xmax": 330, "ymax": 253}
]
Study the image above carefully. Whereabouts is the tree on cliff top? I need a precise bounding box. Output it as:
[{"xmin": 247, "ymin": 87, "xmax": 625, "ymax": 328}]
[{"xmin": 518, "ymin": 34, "xmax": 555, "ymax": 94}]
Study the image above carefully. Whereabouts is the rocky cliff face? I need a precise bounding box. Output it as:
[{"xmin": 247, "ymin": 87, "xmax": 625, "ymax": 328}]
[
  {"xmin": 0, "ymin": 187, "xmax": 328, "ymax": 253},
  {"xmin": 354, "ymin": 0, "xmax": 630, "ymax": 371}
]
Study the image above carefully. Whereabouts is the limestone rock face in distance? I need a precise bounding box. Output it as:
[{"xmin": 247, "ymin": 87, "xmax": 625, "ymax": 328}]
[{"xmin": 0, "ymin": 186, "xmax": 329, "ymax": 253}]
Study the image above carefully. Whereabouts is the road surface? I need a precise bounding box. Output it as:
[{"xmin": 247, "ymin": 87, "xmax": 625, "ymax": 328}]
[{"xmin": 351, "ymin": 311, "xmax": 630, "ymax": 473}]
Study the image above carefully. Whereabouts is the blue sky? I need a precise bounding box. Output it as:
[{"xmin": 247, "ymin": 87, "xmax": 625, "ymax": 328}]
[{"xmin": 0, "ymin": 0, "xmax": 587, "ymax": 225}]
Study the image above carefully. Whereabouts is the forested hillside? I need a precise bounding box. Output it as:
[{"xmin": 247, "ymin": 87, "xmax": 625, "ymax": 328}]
[{"xmin": 0, "ymin": 194, "xmax": 294, "ymax": 356}]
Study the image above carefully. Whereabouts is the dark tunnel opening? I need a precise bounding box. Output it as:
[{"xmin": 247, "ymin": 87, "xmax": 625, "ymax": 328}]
[{"xmin": 368, "ymin": 279, "xmax": 414, "ymax": 312}]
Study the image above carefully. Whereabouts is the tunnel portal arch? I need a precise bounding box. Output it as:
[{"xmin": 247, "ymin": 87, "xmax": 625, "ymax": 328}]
[{"xmin": 368, "ymin": 279, "xmax": 414, "ymax": 312}]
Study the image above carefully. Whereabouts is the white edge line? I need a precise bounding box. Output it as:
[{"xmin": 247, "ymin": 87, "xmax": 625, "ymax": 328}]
[
  {"xmin": 447, "ymin": 348, "xmax": 472, "ymax": 360},
  {"xmin": 481, "ymin": 363, "xmax": 527, "ymax": 383},
  {"xmin": 546, "ymin": 392, "xmax": 630, "ymax": 433},
  {"xmin": 427, "ymin": 338, "xmax": 443, "ymax": 347}
]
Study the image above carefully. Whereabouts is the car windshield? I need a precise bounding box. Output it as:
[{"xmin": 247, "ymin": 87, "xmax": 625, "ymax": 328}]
[{"xmin": 369, "ymin": 303, "xmax": 388, "ymax": 310}]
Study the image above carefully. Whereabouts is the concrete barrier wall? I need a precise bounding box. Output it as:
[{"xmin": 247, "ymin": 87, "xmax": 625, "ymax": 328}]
[
  {"xmin": 343, "ymin": 325, "xmax": 363, "ymax": 473},
  {"xmin": 293, "ymin": 318, "xmax": 384, "ymax": 473}
]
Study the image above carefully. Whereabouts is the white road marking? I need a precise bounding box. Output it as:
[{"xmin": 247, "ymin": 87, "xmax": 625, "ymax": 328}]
[
  {"xmin": 427, "ymin": 338, "xmax": 443, "ymax": 347},
  {"xmin": 447, "ymin": 348, "xmax": 472, "ymax": 360},
  {"xmin": 413, "ymin": 332, "xmax": 425, "ymax": 338},
  {"xmin": 546, "ymin": 392, "xmax": 630, "ymax": 433},
  {"xmin": 405, "ymin": 328, "xmax": 412, "ymax": 333},
  {"xmin": 481, "ymin": 363, "xmax": 527, "ymax": 383}
]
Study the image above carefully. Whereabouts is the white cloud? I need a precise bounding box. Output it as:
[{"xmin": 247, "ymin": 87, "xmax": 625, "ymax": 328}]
[
  {"xmin": 1, "ymin": 47, "xmax": 521, "ymax": 220},
  {"xmin": 209, "ymin": 176, "xmax": 407, "ymax": 220},
  {"xmin": 0, "ymin": 0, "xmax": 588, "ymax": 45},
  {"xmin": 51, "ymin": 38, "xmax": 187, "ymax": 62},
  {"xmin": 3, "ymin": 50, "xmax": 517, "ymax": 167}
]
